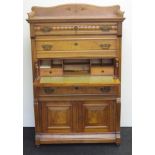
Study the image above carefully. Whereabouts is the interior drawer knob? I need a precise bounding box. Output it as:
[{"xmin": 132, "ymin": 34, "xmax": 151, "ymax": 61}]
[
  {"xmin": 100, "ymin": 87, "xmax": 111, "ymax": 93},
  {"xmin": 100, "ymin": 44, "xmax": 111, "ymax": 49},
  {"xmin": 42, "ymin": 45, "xmax": 53, "ymax": 51},
  {"xmin": 44, "ymin": 88, "xmax": 55, "ymax": 94}
]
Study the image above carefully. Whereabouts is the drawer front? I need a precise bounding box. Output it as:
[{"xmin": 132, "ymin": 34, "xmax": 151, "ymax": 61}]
[
  {"xmin": 39, "ymin": 86, "xmax": 119, "ymax": 96},
  {"xmin": 36, "ymin": 50, "xmax": 117, "ymax": 58},
  {"xmin": 40, "ymin": 68, "xmax": 63, "ymax": 76},
  {"xmin": 36, "ymin": 38, "xmax": 117, "ymax": 51},
  {"xmin": 34, "ymin": 23, "xmax": 118, "ymax": 36},
  {"xmin": 91, "ymin": 66, "xmax": 114, "ymax": 76}
]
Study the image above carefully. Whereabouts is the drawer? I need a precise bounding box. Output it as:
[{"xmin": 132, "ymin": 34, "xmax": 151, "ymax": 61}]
[
  {"xmin": 38, "ymin": 86, "xmax": 119, "ymax": 96},
  {"xmin": 91, "ymin": 66, "xmax": 114, "ymax": 76},
  {"xmin": 33, "ymin": 23, "xmax": 118, "ymax": 36},
  {"xmin": 36, "ymin": 38, "xmax": 117, "ymax": 51},
  {"xmin": 40, "ymin": 68, "xmax": 63, "ymax": 76}
]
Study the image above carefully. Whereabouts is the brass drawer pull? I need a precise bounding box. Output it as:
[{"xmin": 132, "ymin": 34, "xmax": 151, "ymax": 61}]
[
  {"xmin": 42, "ymin": 45, "xmax": 53, "ymax": 51},
  {"xmin": 41, "ymin": 27, "xmax": 52, "ymax": 32},
  {"xmin": 100, "ymin": 87, "xmax": 111, "ymax": 93},
  {"xmin": 44, "ymin": 88, "xmax": 55, "ymax": 94},
  {"xmin": 100, "ymin": 44, "xmax": 111, "ymax": 49},
  {"xmin": 100, "ymin": 25, "xmax": 111, "ymax": 31}
]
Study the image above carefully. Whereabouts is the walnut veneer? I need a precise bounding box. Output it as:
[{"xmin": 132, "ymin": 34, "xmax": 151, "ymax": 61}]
[{"xmin": 27, "ymin": 4, "xmax": 124, "ymax": 146}]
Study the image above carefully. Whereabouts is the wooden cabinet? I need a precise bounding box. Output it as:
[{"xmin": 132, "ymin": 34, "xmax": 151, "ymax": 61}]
[{"xmin": 27, "ymin": 4, "xmax": 124, "ymax": 145}]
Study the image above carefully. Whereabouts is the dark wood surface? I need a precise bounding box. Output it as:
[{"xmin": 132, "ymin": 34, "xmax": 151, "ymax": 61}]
[{"xmin": 27, "ymin": 4, "xmax": 124, "ymax": 145}]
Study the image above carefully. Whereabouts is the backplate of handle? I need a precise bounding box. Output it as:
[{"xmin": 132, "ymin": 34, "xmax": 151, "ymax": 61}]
[
  {"xmin": 41, "ymin": 27, "xmax": 52, "ymax": 32},
  {"xmin": 42, "ymin": 45, "xmax": 53, "ymax": 51},
  {"xmin": 100, "ymin": 87, "xmax": 111, "ymax": 93},
  {"xmin": 100, "ymin": 25, "xmax": 111, "ymax": 31},
  {"xmin": 100, "ymin": 44, "xmax": 111, "ymax": 49},
  {"xmin": 44, "ymin": 88, "xmax": 55, "ymax": 94}
]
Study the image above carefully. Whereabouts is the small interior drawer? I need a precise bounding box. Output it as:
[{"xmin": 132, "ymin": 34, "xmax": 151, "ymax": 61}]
[
  {"xmin": 91, "ymin": 66, "xmax": 114, "ymax": 76},
  {"xmin": 40, "ymin": 68, "xmax": 63, "ymax": 76}
]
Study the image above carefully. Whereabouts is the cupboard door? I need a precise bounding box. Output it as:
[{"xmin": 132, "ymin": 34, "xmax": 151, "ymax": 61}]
[
  {"xmin": 42, "ymin": 101, "xmax": 75, "ymax": 133},
  {"xmin": 80, "ymin": 100, "xmax": 115, "ymax": 132}
]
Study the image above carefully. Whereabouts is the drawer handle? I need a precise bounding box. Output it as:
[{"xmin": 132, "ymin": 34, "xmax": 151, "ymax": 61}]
[
  {"xmin": 100, "ymin": 25, "xmax": 111, "ymax": 31},
  {"xmin": 41, "ymin": 27, "xmax": 52, "ymax": 32},
  {"xmin": 100, "ymin": 44, "xmax": 111, "ymax": 49},
  {"xmin": 44, "ymin": 88, "xmax": 55, "ymax": 94},
  {"xmin": 100, "ymin": 87, "xmax": 111, "ymax": 93},
  {"xmin": 42, "ymin": 45, "xmax": 52, "ymax": 51}
]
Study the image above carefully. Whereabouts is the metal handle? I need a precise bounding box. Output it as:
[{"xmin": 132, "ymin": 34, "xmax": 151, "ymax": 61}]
[
  {"xmin": 42, "ymin": 45, "xmax": 52, "ymax": 51},
  {"xmin": 100, "ymin": 87, "xmax": 111, "ymax": 93},
  {"xmin": 100, "ymin": 25, "xmax": 111, "ymax": 31},
  {"xmin": 41, "ymin": 27, "xmax": 52, "ymax": 32},
  {"xmin": 44, "ymin": 88, "xmax": 55, "ymax": 94},
  {"xmin": 100, "ymin": 44, "xmax": 111, "ymax": 49}
]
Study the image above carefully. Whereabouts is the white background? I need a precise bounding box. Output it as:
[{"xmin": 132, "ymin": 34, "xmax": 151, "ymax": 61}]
[
  {"xmin": 23, "ymin": 0, "xmax": 132, "ymax": 127},
  {"xmin": 1, "ymin": 0, "xmax": 155, "ymax": 155}
]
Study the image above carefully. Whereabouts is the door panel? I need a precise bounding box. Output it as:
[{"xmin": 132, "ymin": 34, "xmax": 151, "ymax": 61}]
[
  {"xmin": 42, "ymin": 102, "xmax": 74, "ymax": 133},
  {"xmin": 80, "ymin": 100, "xmax": 115, "ymax": 132}
]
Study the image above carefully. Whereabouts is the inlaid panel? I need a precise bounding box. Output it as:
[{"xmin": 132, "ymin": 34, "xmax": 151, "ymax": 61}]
[
  {"xmin": 42, "ymin": 102, "xmax": 74, "ymax": 133},
  {"xmin": 33, "ymin": 23, "xmax": 118, "ymax": 35},
  {"xmin": 80, "ymin": 100, "xmax": 115, "ymax": 132}
]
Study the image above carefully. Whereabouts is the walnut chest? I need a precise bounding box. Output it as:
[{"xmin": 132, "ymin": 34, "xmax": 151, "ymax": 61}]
[{"xmin": 27, "ymin": 4, "xmax": 124, "ymax": 145}]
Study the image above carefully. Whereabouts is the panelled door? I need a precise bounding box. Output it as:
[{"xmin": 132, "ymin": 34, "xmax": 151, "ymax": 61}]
[
  {"xmin": 41, "ymin": 101, "xmax": 76, "ymax": 133},
  {"xmin": 41, "ymin": 100, "xmax": 115, "ymax": 133},
  {"xmin": 79, "ymin": 100, "xmax": 115, "ymax": 132}
]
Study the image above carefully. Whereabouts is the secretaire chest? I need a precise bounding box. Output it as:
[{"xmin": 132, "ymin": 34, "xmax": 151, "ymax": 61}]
[{"xmin": 27, "ymin": 4, "xmax": 124, "ymax": 146}]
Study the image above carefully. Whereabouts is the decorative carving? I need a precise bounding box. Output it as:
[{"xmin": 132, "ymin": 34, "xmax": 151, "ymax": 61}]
[
  {"xmin": 34, "ymin": 61, "xmax": 39, "ymax": 78},
  {"xmin": 27, "ymin": 4, "xmax": 124, "ymax": 22},
  {"xmin": 116, "ymin": 98, "xmax": 121, "ymax": 104}
]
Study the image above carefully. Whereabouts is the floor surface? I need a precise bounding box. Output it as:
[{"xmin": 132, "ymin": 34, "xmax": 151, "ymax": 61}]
[{"xmin": 23, "ymin": 127, "xmax": 132, "ymax": 155}]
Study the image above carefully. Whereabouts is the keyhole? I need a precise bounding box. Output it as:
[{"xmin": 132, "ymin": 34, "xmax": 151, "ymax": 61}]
[
  {"xmin": 74, "ymin": 26, "xmax": 78, "ymax": 30},
  {"xmin": 75, "ymin": 87, "xmax": 79, "ymax": 90},
  {"xmin": 74, "ymin": 42, "xmax": 78, "ymax": 46}
]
